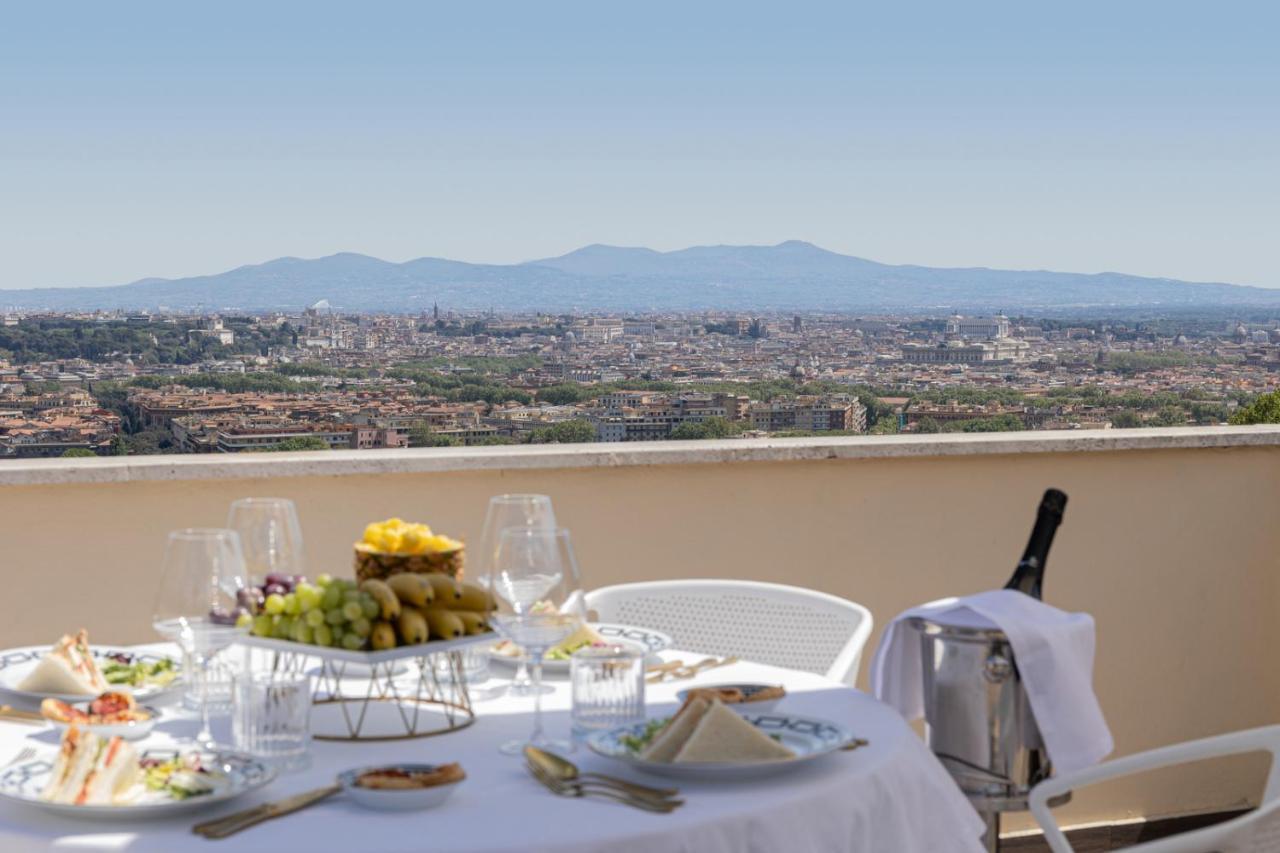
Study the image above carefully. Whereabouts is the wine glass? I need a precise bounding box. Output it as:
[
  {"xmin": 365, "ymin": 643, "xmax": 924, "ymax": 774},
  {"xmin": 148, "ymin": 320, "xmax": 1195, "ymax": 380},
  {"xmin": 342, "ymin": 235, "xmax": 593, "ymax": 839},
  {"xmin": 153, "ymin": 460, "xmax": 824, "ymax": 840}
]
[
  {"xmin": 153, "ymin": 528, "xmax": 247, "ymax": 750},
  {"xmin": 477, "ymin": 495, "xmax": 557, "ymax": 696},
  {"xmin": 489, "ymin": 526, "xmax": 585, "ymax": 755},
  {"xmin": 227, "ymin": 497, "xmax": 304, "ymax": 591}
]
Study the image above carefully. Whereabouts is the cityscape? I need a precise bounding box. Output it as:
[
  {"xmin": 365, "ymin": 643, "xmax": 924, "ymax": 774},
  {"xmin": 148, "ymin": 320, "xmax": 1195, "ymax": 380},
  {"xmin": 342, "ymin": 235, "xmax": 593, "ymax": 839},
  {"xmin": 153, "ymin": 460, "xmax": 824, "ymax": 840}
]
[{"xmin": 2, "ymin": 300, "xmax": 1278, "ymax": 458}]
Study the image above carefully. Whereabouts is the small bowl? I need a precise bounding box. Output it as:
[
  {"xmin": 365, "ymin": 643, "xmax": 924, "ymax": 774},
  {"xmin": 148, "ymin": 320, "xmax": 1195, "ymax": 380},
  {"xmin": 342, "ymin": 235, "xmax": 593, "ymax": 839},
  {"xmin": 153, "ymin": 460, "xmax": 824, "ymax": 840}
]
[
  {"xmin": 675, "ymin": 683, "xmax": 787, "ymax": 713},
  {"xmin": 46, "ymin": 705, "xmax": 160, "ymax": 741},
  {"xmin": 338, "ymin": 764, "xmax": 464, "ymax": 812}
]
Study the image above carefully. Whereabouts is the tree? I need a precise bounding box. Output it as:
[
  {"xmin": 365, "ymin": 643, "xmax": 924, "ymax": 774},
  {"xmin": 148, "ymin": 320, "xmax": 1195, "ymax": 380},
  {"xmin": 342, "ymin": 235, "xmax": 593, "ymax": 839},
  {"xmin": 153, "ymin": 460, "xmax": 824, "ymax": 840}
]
[
  {"xmin": 60, "ymin": 448, "xmax": 98, "ymax": 458},
  {"xmin": 670, "ymin": 417, "xmax": 742, "ymax": 440},
  {"xmin": 1229, "ymin": 390, "xmax": 1280, "ymax": 425},
  {"xmin": 1110, "ymin": 411, "xmax": 1142, "ymax": 429},
  {"xmin": 529, "ymin": 419, "xmax": 596, "ymax": 444},
  {"xmin": 914, "ymin": 417, "xmax": 941, "ymax": 434},
  {"xmin": 251, "ymin": 436, "xmax": 331, "ymax": 452}
]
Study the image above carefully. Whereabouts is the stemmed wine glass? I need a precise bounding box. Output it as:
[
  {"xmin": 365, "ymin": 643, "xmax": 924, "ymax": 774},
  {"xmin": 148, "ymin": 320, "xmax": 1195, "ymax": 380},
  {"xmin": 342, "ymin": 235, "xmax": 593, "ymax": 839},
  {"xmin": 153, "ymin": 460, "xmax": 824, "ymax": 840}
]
[
  {"xmin": 477, "ymin": 494, "xmax": 557, "ymax": 696},
  {"xmin": 488, "ymin": 526, "xmax": 585, "ymax": 755},
  {"xmin": 227, "ymin": 497, "xmax": 305, "ymax": 589},
  {"xmin": 153, "ymin": 529, "xmax": 248, "ymax": 750}
]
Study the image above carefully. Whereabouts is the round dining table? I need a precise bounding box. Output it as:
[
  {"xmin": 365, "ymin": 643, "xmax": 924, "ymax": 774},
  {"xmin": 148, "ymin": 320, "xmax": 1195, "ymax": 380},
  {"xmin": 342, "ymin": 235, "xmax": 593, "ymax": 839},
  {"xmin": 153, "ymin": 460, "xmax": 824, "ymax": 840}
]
[{"xmin": 0, "ymin": 643, "xmax": 986, "ymax": 852}]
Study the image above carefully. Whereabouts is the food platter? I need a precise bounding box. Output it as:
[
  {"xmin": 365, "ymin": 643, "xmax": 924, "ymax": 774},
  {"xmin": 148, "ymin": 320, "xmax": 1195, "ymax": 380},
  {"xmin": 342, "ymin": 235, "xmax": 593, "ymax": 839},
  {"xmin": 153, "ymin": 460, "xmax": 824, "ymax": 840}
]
[
  {"xmin": 0, "ymin": 646, "xmax": 181, "ymax": 704},
  {"xmin": 586, "ymin": 712, "xmax": 855, "ymax": 780},
  {"xmin": 489, "ymin": 623, "xmax": 674, "ymax": 673},
  {"xmin": 0, "ymin": 747, "xmax": 275, "ymax": 819},
  {"xmin": 44, "ymin": 702, "xmax": 161, "ymax": 741}
]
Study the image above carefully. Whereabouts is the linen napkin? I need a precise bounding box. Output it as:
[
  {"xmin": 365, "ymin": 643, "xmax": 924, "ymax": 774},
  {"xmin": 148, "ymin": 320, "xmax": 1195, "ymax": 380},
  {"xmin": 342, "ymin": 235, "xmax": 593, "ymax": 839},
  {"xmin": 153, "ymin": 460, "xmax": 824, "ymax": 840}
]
[{"xmin": 870, "ymin": 588, "xmax": 1112, "ymax": 774}]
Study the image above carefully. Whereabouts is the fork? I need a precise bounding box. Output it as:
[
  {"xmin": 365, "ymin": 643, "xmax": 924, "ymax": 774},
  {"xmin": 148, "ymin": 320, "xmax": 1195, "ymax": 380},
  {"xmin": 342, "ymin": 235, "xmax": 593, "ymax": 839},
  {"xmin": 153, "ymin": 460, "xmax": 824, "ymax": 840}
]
[
  {"xmin": 4, "ymin": 747, "xmax": 35, "ymax": 767},
  {"xmin": 527, "ymin": 762, "xmax": 680, "ymax": 813}
]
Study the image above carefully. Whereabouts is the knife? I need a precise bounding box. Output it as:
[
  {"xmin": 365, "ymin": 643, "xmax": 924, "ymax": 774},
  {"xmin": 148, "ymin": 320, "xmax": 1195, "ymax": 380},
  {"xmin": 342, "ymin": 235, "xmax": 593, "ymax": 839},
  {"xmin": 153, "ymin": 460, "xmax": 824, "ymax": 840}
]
[{"xmin": 193, "ymin": 784, "xmax": 342, "ymax": 839}]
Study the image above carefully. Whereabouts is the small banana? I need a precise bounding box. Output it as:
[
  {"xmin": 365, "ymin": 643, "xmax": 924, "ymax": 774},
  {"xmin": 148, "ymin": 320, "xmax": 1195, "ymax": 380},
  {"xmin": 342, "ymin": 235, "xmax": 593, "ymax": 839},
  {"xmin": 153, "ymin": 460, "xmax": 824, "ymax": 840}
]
[
  {"xmin": 387, "ymin": 573, "xmax": 433, "ymax": 608},
  {"xmin": 454, "ymin": 610, "xmax": 490, "ymax": 635},
  {"xmin": 423, "ymin": 573, "xmax": 462, "ymax": 604},
  {"xmin": 370, "ymin": 620, "xmax": 397, "ymax": 650},
  {"xmin": 396, "ymin": 608, "xmax": 429, "ymax": 645},
  {"xmin": 423, "ymin": 608, "xmax": 465, "ymax": 640},
  {"xmin": 359, "ymin": 579, "xmax": 401, "ymax": 621},
  {"xmin": 455, "ymin": 581, "xmax": 496, "ymax": 613}
]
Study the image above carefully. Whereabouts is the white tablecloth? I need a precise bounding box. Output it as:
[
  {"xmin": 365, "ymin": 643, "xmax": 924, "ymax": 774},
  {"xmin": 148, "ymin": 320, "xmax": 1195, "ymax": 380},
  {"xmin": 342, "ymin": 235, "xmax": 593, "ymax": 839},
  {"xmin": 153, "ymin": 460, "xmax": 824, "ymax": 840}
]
[{"xmin": 0, "ymin": 644, "xmax": 985, "ymax": 853}]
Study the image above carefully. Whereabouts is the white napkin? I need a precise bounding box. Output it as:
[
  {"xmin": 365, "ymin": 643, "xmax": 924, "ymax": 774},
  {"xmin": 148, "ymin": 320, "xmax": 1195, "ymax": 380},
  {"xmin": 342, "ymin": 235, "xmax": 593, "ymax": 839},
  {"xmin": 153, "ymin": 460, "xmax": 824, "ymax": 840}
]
[{"xmin": 871, "ymin": 589, "xmax": 1112, "ymax": 774}]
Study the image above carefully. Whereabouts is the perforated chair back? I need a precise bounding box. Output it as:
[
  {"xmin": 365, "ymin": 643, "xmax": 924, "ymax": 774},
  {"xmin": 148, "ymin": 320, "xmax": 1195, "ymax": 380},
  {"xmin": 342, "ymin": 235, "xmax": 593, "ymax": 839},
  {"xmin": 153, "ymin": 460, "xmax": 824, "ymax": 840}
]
[
  {"xmin": 1029, "ymin": 725, "xmax": 1280, "ymax": 853},
  {"xmin": 585, "ymin": 579, "xmax": 873, "ymax": 686}
]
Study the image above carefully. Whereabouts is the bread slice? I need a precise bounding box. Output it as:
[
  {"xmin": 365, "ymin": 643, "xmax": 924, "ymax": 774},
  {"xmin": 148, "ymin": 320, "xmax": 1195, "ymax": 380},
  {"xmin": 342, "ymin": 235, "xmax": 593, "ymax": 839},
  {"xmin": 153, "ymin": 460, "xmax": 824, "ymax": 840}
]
[
  {"xmin": 672, "ymin": 700, "xmax": 797, "ymax": 763},
  {"xmin": 639, "ymin": 696, "xmax": 711, "ymax": 763},
  {"xmin": 42, "ymin": 726, "xmax": 102, "ymax": 804},
  {"xmin": 78, "ymin": 737, "xmax": 138, "ymax": 805},
  {"xmin": 19, "ymin": 631, "xmax": 107, "ymax": 696}
]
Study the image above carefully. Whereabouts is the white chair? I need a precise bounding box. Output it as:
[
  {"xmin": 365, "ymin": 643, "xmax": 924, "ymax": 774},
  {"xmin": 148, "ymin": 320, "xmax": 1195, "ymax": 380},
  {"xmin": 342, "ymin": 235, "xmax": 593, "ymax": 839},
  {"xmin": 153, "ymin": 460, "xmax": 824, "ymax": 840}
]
[
  {"xmin": 1029, "ymin": 725, "xmax": 1280, "ymax": 853},
  {"xmin": 584, "ymin": 579, "xmax": 874, "ymax": 686}
]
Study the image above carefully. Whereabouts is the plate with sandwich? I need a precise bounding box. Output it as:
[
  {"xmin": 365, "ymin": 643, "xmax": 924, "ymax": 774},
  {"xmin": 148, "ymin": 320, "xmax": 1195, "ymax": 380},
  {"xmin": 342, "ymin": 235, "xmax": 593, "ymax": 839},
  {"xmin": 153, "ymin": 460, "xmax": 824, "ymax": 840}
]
[
  {"xmin": 0, "ymin": 727, "xmax": 275, "ymax": 818},
  {"xmin": 0, "ymin": 631, "xmax": 180, "ymax": 703},
  {"xmin": 491, "ymin": 622, "xmax": 673, "ymax": 673},
  {"xmin": 587, "ymin": 695, "xmax": 855, "ymax": 780}
]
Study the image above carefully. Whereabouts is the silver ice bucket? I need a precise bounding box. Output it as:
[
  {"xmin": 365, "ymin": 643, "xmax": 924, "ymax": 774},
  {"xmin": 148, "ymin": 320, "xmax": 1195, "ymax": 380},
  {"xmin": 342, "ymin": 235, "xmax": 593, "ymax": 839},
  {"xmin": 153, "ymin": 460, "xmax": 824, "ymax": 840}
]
[{"xmin": 910, "ymin": 616, "xmax": 1061, "ymax": 812}]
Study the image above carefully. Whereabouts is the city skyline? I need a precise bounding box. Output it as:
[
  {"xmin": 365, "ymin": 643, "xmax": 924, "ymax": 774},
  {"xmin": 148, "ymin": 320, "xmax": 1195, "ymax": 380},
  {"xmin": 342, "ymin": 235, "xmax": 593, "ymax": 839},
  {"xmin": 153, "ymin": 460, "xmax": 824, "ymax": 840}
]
[{"xmin": 2, "ymin": 1, "xmax": 1278, "ymax": 290}]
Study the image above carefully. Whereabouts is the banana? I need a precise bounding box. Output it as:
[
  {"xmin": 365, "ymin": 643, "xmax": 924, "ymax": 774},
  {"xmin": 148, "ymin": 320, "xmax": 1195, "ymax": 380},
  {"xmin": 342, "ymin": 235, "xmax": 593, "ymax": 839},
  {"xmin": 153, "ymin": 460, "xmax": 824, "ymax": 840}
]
[
  {"xmin": 423, "ymin": 573, "xmax": 462, "ymax": 604},
  {"xmin": 454, "ymin": 610, "xmax": 490, "ymax": 635},
  {"xmin": 370, "ymin": 620, "xmax": 397, "ymax": 650},
  {"xmin": 423, "ymin": 607, "xmax": 465, "ymax": 640},
  {"xmin": 387, "ymin": 573, "xmax": 433, "ymax": 608},
  {"xmin": 455, "ymin": 581, "xmax": 496, "ymax": 613},
  {"xmin": 359, "ymin": 579, "xmax": 401, "ymax": 621},
  {"xmin": 396, "ymin": 608, "xmax": 429, "ymax": 645}
]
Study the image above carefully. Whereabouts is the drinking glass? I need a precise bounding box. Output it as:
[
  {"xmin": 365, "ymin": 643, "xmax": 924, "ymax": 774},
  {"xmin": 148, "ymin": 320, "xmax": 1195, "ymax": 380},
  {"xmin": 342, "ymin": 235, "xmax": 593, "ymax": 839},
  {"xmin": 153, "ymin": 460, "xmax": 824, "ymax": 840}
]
[
  {"xmin": 489, "ymin": 526, "xmax": 585, "ymax": 755},
  {"xmin": 153, "ymin": 528, "xmax": 247, "ymax": 750},
  {"xmin": 571, "ymin": 644, "xmax": 646, "ymax": 737},
  {"xmin": 226, "ymin": 498, "xmax": 305, "ymax": 588},
  {"xmin": 477, "ymin": 495, "xmax": 557, "ymax": 696},
  {"xmin": 232, "ymin": 672, "xmax": 312, "ymax": 771}
]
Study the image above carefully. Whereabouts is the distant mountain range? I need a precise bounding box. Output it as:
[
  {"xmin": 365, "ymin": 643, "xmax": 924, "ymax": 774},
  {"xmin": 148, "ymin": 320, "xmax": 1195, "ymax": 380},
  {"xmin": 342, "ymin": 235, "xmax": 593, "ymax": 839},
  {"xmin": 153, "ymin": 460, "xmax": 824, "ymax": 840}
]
[{"xmin": 4, "ymin": 241, "xmax": 1278, "ymax": 314}]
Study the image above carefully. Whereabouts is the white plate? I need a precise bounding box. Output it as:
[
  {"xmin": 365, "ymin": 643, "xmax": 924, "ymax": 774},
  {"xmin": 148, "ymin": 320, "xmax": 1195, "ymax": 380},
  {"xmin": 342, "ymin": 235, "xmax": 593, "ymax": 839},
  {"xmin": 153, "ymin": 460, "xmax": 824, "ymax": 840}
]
[
  {"xmin": 586, "ymin": 712, "xmax": 855, "ymax": 780},
  {"xmin": 46, "ymin": 704, "xmax": 161, "ymax": 741},
  {"xmin": 489, "ymin": 623, "xmax": 673, "ymax": 673},
  {"xmin": 0, "ymin": 747, "xmax": 276, "ymax": 819},
  {"xmin": 0, "ymin": 646, "xmax": 181, "ymax": 704},
  {"xmin": 338, "ymin": 764, "xmax": 463, "ymax": 812}
]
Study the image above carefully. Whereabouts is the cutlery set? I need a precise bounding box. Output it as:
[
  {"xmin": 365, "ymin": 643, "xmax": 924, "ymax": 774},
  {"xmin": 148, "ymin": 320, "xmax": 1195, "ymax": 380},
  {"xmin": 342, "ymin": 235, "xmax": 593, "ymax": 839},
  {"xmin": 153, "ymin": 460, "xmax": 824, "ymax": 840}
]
[
  {"xmin": 524, "ymin": 746, "xmax": 682, "ymax": 814},
  {"xmin": 645, "ymin": 656, "xmax": 740, "ymax": 684}
]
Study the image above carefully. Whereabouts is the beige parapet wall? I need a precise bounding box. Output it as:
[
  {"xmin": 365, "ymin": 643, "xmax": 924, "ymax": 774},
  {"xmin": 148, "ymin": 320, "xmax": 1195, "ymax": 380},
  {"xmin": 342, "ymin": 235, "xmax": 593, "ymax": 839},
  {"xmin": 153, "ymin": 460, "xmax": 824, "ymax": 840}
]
[{"xmin": 2, "ymin": 426, "xmax": 1279, "ymax": 830}]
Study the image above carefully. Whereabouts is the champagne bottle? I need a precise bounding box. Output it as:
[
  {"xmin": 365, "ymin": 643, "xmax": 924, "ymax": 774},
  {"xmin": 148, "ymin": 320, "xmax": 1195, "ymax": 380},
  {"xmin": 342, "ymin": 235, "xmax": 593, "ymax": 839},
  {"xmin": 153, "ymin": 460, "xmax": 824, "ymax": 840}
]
[{"xmin": 1003, "ymin": 488, "xmax": 1068, "ymax": 600}]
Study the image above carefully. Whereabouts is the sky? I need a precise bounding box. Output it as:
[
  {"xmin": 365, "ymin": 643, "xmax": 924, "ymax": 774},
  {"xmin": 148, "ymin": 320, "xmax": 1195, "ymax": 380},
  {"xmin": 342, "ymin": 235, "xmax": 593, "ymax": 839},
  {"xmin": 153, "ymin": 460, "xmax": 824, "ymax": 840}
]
[{"xmin": 1, "ymin": 1, "xmax": 1277, "ymax": 291}]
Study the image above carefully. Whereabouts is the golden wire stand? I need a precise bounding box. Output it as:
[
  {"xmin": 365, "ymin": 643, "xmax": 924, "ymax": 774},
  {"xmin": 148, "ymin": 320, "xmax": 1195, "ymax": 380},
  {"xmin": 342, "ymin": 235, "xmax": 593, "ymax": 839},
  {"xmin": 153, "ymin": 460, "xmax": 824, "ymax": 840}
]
[{"xmin": 236, "ymin": 633, "xmax": 489, "ymax": 741}]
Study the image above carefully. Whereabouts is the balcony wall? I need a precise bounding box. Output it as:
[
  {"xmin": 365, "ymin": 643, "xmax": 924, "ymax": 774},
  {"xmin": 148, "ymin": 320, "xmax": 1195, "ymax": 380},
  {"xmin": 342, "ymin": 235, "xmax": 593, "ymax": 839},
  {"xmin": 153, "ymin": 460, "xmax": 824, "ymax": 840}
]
[{"xmin": 3, "ymin": 426, "xmax": 1280, "ymax": 831}]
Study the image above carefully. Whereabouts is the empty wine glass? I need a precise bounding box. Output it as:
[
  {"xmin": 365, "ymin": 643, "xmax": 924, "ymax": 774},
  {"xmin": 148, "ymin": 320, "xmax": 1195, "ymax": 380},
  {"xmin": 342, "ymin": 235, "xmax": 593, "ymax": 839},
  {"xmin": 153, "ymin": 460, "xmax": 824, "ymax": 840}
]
[
  {"xmin": 227, "ymin": 497, "xmax": 304, "ymax": 591},
  {"xmin": 477, "ymin": 495, "xmax": 557, "ymax": 696},
  {"xmin": 153, "ymin": 528, "xmax": 247, "ymax": 750},
  {"xmin": 489, "ymin": 526, "xmax": 585, "ymax": 755}
]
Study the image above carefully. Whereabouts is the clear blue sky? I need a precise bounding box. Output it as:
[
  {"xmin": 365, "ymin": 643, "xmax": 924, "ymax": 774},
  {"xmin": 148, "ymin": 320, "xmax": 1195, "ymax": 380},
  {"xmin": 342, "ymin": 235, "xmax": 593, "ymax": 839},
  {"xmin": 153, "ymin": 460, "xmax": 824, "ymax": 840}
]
[{"xmin": 1, "ymin": 1, "xmax": 1276, "ymax": 290}]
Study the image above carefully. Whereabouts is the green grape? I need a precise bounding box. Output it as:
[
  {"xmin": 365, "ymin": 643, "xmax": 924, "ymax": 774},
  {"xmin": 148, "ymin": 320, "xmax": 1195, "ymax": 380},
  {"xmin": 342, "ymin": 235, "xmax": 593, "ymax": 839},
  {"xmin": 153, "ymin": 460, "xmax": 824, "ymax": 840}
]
[
  {"xmin": 296, "ymin": 583, "xmax": 322, "ymax": 612},
  {"xmin": 324, "ymin": 607, "xmax": 345, "ymax": 625},
  {"xmin": 341, "ymin": 633, "xmax": 365, "ymax": 651},
  {"xmin": 263, "ymin": 593, "xmax": 285, "ymax": 616},
  {"xmin": 321, "ymin": 586, "xmax": 342, "ymax": 610},
  {"xmin": 291, "ymin": 621, "xmax": 314, "ymax": 645},
  {"xmin": 342, "ymin": 590, "xmax": 362, "ymax": 604},
  {"xmin": 272, "ymin": 616, "xmax": 293, "ymax": 640},
  {"xmin": 282, "ymin": 593, "xmax": 300, "ymax": 616},
  {"xmin": 235, "ymin": 612, "xmax": 252, "ymax": 629},
  {"xmin": 305, "ymin": 608, "xmax": 326, "ymax": 628},
  {"xmin": 331, "ymin": 624, "xmax": 345, "ymax": 642},
  {"xmin": 251, "ymin": 614, "xmax": 273, "ymax": 637},
  {"xmin": 342, "ymin": 601, "xmax": 364, "ymax": 621},
  {"xmin": 350, "ymin": 617, "xmax": 372, "ymax": 638},
  {"xmin": 312, "ymin": 624, "xmax": 333, "ymax": 647},
  {"xmin": 360, "ymin": 597, "xmax": 379, "ymax": 620},
  {"xmin": 315, "ymin": 573, "xmax": 334, "ymax": 588}
]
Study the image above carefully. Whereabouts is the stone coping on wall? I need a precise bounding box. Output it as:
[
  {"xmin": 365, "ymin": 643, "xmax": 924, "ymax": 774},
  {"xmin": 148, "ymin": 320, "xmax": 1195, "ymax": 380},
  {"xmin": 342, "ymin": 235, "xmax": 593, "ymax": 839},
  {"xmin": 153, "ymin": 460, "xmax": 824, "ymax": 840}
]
[{"xmin": 3, "ymin": 425, "xmax": 1279, "ymax": 487}]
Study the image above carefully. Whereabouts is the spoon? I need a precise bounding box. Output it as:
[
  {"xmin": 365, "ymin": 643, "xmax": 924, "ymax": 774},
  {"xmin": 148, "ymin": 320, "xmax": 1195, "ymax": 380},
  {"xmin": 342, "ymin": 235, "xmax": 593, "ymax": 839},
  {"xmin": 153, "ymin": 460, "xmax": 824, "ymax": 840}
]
[{"xmin": 524, "ymin": 746, "xmax": 680, "ymax": 801}]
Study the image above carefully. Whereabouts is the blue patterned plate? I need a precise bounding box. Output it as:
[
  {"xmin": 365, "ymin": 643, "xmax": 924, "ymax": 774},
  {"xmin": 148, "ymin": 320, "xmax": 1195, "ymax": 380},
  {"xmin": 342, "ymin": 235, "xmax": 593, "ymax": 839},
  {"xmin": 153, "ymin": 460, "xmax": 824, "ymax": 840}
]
[
  {"xmin": 490, "ymin": 623, "xmax": 673, "ymax": 673},
  {"xmin": 586, "ymin": 712, "xmax": 855, "ymax": 780},
  {"xmin": 0, "ymin": 645, "xmax": 181, "ymax": 703},
  {"xmin": 0, "ymin": 747, "xmax": 276, "ymax": 818}
]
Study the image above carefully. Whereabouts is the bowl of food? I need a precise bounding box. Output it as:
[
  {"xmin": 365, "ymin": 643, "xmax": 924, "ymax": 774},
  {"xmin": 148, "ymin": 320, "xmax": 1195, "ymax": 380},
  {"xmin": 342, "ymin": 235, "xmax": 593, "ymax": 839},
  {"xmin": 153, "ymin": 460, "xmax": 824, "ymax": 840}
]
[
  {"xmin": 41, "ymin": 691, "xmax": 159, "ymax": 740},
  {"xmin": 338, "ymin": 763, "xmax": 465, "ymax": 812}
]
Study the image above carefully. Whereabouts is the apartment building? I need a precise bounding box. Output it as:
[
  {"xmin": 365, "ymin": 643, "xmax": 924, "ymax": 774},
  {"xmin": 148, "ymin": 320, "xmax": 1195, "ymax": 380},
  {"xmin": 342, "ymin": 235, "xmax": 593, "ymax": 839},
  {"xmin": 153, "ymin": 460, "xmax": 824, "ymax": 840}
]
[{"xmin": 747, "ymin": 395, "xmax": 867, "ymax": 433}]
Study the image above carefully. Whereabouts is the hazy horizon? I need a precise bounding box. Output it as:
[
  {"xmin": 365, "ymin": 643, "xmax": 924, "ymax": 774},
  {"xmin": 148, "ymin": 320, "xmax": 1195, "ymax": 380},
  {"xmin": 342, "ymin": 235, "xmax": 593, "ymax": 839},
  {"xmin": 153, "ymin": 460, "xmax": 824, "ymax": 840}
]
[{"xmin": 2, "ymin": 1, "xmax": 1277, "ymax": 291}]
